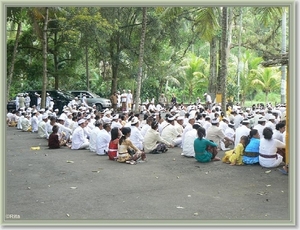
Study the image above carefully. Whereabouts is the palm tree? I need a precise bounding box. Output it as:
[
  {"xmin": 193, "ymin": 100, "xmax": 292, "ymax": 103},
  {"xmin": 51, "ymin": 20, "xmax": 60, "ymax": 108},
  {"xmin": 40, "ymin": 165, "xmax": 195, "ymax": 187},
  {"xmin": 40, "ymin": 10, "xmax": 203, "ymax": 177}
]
[
  {"xmin": 231, "ymin": 50, "xmax": 263, "ymax": 106},
  {"xmin": 179, "ymin": 53, "xmax": 208, "ymax": 102},
  {"xmin": 252, "ymin": 67, "xmax": 281, "ymax": 104}
]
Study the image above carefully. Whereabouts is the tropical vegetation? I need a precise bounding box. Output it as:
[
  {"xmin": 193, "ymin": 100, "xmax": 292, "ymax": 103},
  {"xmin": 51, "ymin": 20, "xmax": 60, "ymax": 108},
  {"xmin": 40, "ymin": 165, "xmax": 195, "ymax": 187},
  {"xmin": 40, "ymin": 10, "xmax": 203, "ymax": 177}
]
[{"xmin": 6, "ymin": 6, "xmax": 290, "ymax": 111}]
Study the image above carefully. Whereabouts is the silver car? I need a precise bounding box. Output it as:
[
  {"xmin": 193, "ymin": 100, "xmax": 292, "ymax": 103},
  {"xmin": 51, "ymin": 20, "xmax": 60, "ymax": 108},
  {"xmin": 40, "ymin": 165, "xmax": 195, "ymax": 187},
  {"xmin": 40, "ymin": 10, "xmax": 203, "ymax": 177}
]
[{"xmin": 68, "ymin": 90, "xmax": 112, "ymax": 111}]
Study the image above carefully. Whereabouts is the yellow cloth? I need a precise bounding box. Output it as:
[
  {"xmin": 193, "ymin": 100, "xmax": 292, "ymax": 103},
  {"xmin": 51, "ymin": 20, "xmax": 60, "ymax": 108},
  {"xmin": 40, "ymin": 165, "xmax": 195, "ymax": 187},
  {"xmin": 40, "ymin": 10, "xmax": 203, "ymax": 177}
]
[{"xmin": 222, "ymin": 143, "xmax": 244, "ymax": 165}]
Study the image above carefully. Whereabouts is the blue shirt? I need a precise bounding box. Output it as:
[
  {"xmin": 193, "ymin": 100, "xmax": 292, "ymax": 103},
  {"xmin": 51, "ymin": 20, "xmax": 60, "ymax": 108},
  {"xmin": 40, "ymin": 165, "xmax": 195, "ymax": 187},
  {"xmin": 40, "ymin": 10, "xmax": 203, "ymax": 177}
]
[{"xmin": 244, "ymin": 138, "xmax": 260, "ymax": 152}]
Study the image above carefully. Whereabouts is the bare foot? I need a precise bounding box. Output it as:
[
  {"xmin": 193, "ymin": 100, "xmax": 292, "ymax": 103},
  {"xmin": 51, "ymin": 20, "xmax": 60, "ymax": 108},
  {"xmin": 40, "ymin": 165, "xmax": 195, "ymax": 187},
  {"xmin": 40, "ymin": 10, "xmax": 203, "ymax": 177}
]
[
  {"xmin": 229, "ymin": 163, "xmax": 235, "ymax": 166},
  {"xmin": 212, "ymin": 157, "xmax": 221, "ymax": 161}
]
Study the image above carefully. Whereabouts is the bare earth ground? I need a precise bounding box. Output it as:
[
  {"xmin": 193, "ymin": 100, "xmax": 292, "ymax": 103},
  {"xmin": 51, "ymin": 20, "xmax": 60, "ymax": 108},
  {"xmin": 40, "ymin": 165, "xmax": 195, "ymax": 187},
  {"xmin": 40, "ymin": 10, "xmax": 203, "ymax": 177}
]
[{"xmin": 4, "ymin": 126, "xmax": 291, "ymax": 226}]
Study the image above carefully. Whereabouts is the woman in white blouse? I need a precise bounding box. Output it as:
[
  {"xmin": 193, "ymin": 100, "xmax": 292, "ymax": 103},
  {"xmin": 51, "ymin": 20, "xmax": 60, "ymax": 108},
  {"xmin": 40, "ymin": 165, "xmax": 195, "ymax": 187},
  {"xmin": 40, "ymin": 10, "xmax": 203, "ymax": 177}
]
[{"xmin": 259, "ymin": 127, "xmax": 285, "ymax": 168}]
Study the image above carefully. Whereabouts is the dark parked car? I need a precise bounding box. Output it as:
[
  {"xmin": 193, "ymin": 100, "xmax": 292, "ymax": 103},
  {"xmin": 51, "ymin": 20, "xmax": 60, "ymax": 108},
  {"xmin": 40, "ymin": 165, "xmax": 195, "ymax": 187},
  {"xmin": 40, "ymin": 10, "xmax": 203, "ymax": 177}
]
[
  {"xmin": 7, "ymin": 100, "xmax": 17, "ymax": 112},
  {"xmin": 6, "ymin": 90, "xmax": 74, "ymax": 113}
]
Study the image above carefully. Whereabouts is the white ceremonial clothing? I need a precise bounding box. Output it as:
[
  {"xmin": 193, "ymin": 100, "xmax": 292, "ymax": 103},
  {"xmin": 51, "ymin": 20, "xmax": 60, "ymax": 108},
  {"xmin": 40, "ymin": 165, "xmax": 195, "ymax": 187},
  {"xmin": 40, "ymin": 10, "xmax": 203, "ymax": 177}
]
[
  {"xmin": 96, "ymin": 129, "xmax": 111, "ymax": 155},
  {"xmin": 71, "ymin": 126, "xmax": 89, "ymax": 150},
  {"xmin": 130, "ymin": 126, "xmax": 144, "ymax": 150},
  {"xmin": 259, "ymin": 138, "xmax": 285, "ymax": 168},
  {"xmin": 89, "ymin": 127, "xmax": 101, "ymax": 152}
]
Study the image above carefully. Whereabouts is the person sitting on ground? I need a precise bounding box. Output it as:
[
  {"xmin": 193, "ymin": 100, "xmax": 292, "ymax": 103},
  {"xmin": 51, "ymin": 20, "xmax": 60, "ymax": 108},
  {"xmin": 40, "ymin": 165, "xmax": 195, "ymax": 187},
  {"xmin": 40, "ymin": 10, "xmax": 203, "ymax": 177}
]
[
  {"xmin": 37, "ymin": 114, "xmax": 49, "ymax": 138},
  {"xmin": 71, "ymin": 119, "xmax": 90, "ymax": 150},
  {"xmin": 181, "ymin": 122, "xmax": 202, "ymax": 158},
  {"xmin": 48, "ymin": 125, "xmax": 67, "ymax": 149},
  {"xmin": 143, "ymin": 120, "xmax": 174, "ymax": 154},
  {"xmin": 96, "ymin": 123, "xmax": 112, "ymax": 155},
  {"xmin": 206, "ymin": 118, "xmax": 234, "ymax": 150},
  {"xmin": 222, "ymin": 135, "xmax": 249, "ymax": 166},
  {"xmin": 21, "ymin": 114, "xmax": 32, "ymax": 132},
  {"xmin": 89, "ymin": 120, "xmax": 103, "ymax": 153},
  {"xmin": 243, "ymin": 129, "xmax": 260, "ymax": 165},
  {"xmin": 161, "ymin": 115, "xmax": 182, "ymax": 147},
  {"xmin": 140, "ymin": 116, "xmax": 153, "ymax": 137},
  {"xmin": 130, "ymin": 117, "xmax": 144, "ymax": 151},
  {"xmin": 194, "ymin": 126, "xmax": 220, "ymax": 163},
  {"xmin": 108, "ymin": 127, "xmax": 122, "ymax": 160},
  {"xmin": 259, "ymin": 127, "xmax": 285, "ymax": 168},
  {"xmin": 117, "ymin": 127, "xmax": 146, "ymax": 164}
]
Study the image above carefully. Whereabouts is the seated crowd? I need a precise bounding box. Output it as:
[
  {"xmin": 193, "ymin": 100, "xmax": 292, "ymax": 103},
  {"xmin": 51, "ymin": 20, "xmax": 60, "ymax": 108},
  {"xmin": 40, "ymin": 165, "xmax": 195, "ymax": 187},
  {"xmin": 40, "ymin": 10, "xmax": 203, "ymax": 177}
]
[{"xmin": 6, "ymin": 99, "xmax": 287, "ymax": 170}]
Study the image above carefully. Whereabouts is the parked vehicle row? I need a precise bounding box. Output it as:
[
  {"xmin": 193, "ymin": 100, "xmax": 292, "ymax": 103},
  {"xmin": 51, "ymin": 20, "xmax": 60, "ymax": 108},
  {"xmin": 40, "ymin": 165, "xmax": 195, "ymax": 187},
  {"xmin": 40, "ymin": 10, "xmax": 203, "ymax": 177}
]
[{"xmin": 7, "ymin": 89, "xmax": 112, "ymax": 113}]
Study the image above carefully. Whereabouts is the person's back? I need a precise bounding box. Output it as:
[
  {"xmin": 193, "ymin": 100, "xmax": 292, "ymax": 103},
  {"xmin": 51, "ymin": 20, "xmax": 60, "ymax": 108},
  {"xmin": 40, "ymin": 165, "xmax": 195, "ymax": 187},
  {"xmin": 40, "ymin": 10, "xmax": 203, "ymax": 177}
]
[
  {"xmin": 130, "ymin": 120, "xmax": 144, "ymax": 150},
  {"xmin": 234, "ymin": 120, "xmax": 251, "ymax": 147},
  {"xmin": 206, "ymin": 125, "xmax": 225, "ymax": 147},
  {"xmin": 258, "ymin": 127, "xmax": 285, "ymax": 168},
  {"xmin": 89, "ymin": 126, "xmax": 101, "ymax": 152},
  {"xmin": 38, "ymin": 120, "xmax": 47, "ymax": 138},
  {"xmin": 182, "ymin": 129, "xmax": 197, "ymax": 157},
  {"xmin": 21, "ymin": 116, "xmax": 31, "ymax": 132},
  {"xmin": 96, "ymin": 123, "xmax": 111, "ymax": 155}
]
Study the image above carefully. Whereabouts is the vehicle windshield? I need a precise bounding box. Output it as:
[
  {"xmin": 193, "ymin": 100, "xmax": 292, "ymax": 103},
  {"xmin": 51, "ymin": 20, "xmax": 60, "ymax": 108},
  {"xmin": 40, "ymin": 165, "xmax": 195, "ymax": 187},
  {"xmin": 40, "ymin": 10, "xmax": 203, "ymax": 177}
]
[
  {"xmin": 59, "ymin": 90, "xmax": 74, "ymax": 100},
  {"xmin": 88, "ymin": 91, "xmax": 100, "ymax": 98}
]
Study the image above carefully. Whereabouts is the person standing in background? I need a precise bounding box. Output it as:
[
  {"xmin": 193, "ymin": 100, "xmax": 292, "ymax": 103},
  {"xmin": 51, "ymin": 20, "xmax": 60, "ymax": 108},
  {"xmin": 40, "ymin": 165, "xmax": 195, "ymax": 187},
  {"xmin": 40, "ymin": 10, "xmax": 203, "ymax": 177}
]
[
  {"xmin": 110, "ymin": 92, "xmax": 118, "ymax": 112},
  {"xmin": 127, "ymin": 90, "xmax": 133, "ymax": 111},
  {"xmin": 203, "ymin": 93, "xmax": 212, "ymax": 110},
  {"xmin": 158, "ymin": 93, "xmax": 167, "ymax": 107},
  {"xmin": 24, "ymin": 93, "xmax": 31, "ymax": 109},
  {"xmin": 18, "ymin": 93, "xmax": 25, "ymax": 109},
  {"xmin": 171, "ymin": 94, "xmax": 177, "ymax": 106},
  {"xmin": 121, "ymin": 90, "xmax": 127, "ymax": 111}
]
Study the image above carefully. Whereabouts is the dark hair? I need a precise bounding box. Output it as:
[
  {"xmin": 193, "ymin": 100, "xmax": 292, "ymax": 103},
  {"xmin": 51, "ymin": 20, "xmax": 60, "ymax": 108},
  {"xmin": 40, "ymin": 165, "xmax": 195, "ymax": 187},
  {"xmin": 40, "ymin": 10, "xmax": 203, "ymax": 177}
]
[
  {"xmin": 258, "ymin": 120, "xmax": 266, "ymax": 125},
  {"xmin": 275, "ymin": 122, "xmax": 285, "ymax": 131},
  {"xmin": 94, "ymin": 120, "xmax": 102, "ymax": 127},
  {"xmin": 151, "ymin": 120, "xmax": 159, "ymax": 130},
  {"xmin": 196, "ymin": 114, "xmax": 202, "ymax": 120},
  {"xmin": 240, "ymin": 135, "xmax": 249, "ymax": 147},
  {"xmin": 119, "ymin": 127, "xmax": 131, "ymax": 145},
  {"xmin": 146, "ymin": 116, "xmax": 154, "ymax": 124},
  {"xmin": 52, "ymin": 125, "xmax": 59, "ymax": 133},
  {"xmin": 197, "ymin": 126, "xmax": 206, "ymax": 140},
  {"xmin": 192, "ymin": 123, "xmax": 201, "ymax": 130},
  {"xmin": 120, "ymin": 114, "xmax": 125, "ymax": 121},
  {"xmin": 205, "ymin": 116, "xmax": 210, "ymax": 121},
  {"xmin": 103, "ymin": 123, "xmax": 111, "ymax": 130},
  {"xmin": 111, "ymin": 127, "xmax": 119, "ymax": 141},
  {"xmin": 262, "ymin": 127, "xmax": 273, "ymax": 140},
  {"xmin": 249, "ymin": 129, "xmax": 258, "ymax": 139}
]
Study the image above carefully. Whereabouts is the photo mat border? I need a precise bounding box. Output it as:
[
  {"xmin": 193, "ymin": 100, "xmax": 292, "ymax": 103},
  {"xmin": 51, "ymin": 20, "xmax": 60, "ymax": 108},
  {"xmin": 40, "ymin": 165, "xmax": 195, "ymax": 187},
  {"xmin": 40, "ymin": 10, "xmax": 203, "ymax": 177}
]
[{"xmin": 1, "ymin": 0, "xmax": 298, "ymax": 227}]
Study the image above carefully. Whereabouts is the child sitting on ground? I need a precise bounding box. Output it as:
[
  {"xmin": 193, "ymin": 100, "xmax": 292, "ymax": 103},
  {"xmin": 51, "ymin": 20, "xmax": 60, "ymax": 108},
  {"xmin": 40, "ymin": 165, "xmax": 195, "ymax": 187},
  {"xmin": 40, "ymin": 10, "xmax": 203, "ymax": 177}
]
[{"xmin": 222, "ymin": 135, "xmax": 248, "ymax": 166}]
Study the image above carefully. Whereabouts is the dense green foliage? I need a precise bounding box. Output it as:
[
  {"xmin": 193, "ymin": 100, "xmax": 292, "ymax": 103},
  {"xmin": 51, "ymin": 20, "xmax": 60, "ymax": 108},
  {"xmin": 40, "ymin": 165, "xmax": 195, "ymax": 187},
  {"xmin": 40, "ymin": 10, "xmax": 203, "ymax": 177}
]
[{"xmin": 6, "ymin": 6, "xmax": 288, "ymax": 106}]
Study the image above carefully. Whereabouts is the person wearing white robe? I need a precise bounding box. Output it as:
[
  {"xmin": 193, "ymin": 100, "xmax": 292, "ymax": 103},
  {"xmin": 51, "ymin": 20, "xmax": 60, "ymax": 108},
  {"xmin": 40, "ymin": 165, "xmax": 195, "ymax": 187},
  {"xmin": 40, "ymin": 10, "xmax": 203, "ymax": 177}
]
[
  {"xmin": 129, "ymin": 117, "xmax": 144, "ymax": 150},
  {"xmin": 89, "ymin": 121, "xmax": 103, "ymax": 152},
  {"xmin": 37, "ymin": 114, "xmax": 48, "ymax": 138},
  {"xmin": 71, "ymin": 119, "xmax": 90, "ymax": 150},
  {"xmin": 234, "ymin": 119, "xmax": 251, "ymax": 147},
  {"xmin": 96, "ymin": 123, "xmax": 111, "ymax": 155},
  {"xmin": 31, "ymin": 111, "xmax": 40, "ymax": 133},
  {"xmin": 181, "ymin": 122, "xmax": 201, "ymax": 157},
  {"xmin": 259, "ymin": 127, "xmax": 285, "ymax": 168},
  {"xmin": 161, "ymin": 116, "xmax": 182, "ymax": 147}
]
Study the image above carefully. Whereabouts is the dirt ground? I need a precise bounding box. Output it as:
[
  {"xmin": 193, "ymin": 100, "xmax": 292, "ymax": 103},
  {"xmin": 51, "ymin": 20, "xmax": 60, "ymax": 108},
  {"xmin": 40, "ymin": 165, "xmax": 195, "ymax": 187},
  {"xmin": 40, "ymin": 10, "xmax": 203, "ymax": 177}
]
[{"xmin": 3, "ymin": 126, "xmax": 292, "ymax": 226}]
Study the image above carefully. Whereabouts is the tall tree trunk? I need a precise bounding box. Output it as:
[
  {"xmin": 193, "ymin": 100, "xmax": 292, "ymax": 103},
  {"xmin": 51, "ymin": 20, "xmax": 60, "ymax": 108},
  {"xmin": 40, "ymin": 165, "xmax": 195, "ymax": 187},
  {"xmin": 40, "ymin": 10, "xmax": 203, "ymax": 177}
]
[
  {"xmin": 134, "ymin": 7, "xmax": 147, "ymax": 113},
  {"xmin": 54, "ymin": 31, "xmax": 59, "ymax": 89},
  {"xmin": 7, "ymin": 21, "xmax": 22, "ymax": 102},
  {"xmin": 85, "ymin": 44, "xmax": 89, "ymax": 90},
  {"xmin": 280, "ymin": 8, "xmax": 286, "ymax": 104},
  {"xmin": 236, "ymin": 7, "xmax": 243, "ymax": 104},
  {"xmin": 209, "ymin": 36, "xmax": 217, "ymax": 94},
  {"xmin": 41, "ymin": 7, "xmax": 49, "ymax": 109},
  {"xmin": 110, "ymin": 32, "xmax": 120, "ymax": 95},
  {"xmin": 218, "ymin": 7, "xmax": 229, "ymax": 113}
]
